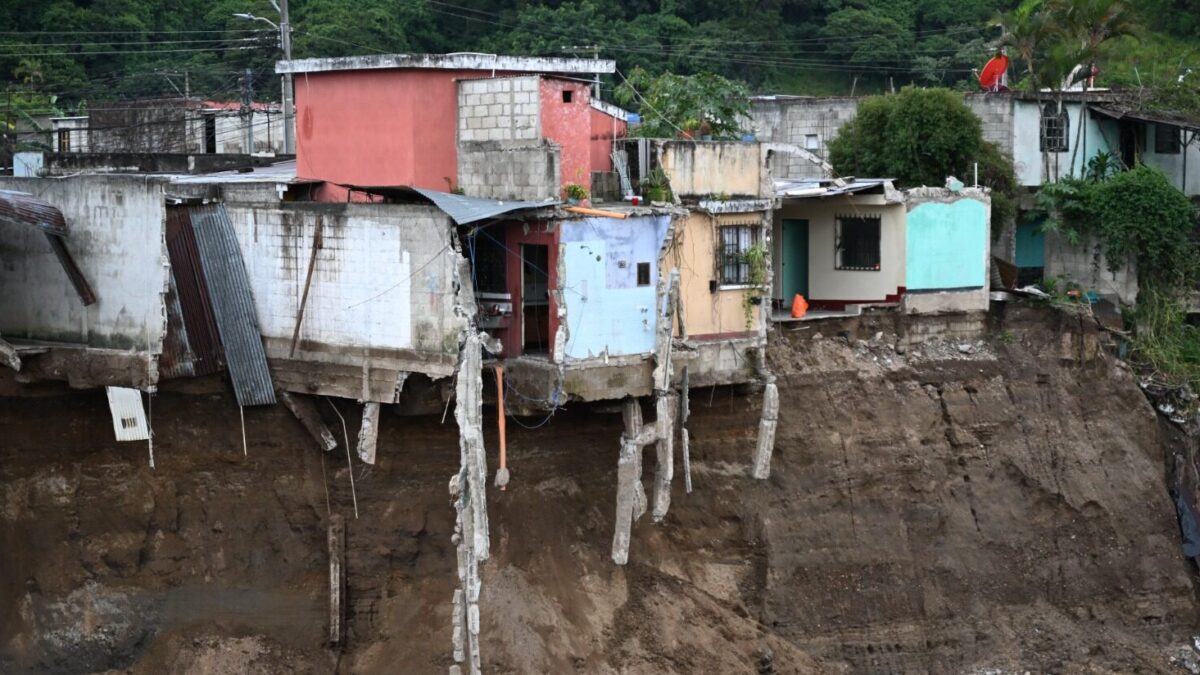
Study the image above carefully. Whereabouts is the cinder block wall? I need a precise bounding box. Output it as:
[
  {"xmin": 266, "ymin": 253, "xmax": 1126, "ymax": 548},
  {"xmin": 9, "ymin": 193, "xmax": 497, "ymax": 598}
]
[
  {"xmin": 223, "ymin": 201, "xmax": 463, "ymax": 372},
  {"xmin": 457, "ymin": 76, "xmax": 541, "ymax": 143},
  {"xmin": 750, "ymin": 97, "xmax": 859, "ymax": 180}
]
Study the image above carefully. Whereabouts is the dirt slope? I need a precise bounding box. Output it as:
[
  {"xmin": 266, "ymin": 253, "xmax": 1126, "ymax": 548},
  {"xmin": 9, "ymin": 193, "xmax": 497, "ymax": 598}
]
[{"xmin": 0, "ymin": 302, "xmax": 1195, "ymax": 673}]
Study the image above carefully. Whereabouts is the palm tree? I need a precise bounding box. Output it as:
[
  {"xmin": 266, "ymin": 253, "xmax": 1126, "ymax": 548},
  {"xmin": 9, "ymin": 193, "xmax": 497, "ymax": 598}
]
[
  {"xmin": 997, "ymin": 0, "xmax": 1054, "ymax": 92},
  {"xmin": 1052, "ymin": 0, "xmax": 1140, "ymax": 174}
]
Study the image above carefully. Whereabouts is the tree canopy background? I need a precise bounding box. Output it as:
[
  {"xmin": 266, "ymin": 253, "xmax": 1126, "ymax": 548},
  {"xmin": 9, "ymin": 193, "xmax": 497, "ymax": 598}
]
[{"xmin": 1, "ymin": 0, "xmax": 1195, "ymax": 115}]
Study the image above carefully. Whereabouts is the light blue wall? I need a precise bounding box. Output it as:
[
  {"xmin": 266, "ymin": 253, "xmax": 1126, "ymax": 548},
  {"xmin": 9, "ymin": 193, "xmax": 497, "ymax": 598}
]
[
  {"xmin": 560, "ymin": 215, "xmax": 672, "ymax": 360},
  {"xmin": 1013, "ymin": 100, "xmax": 1119, "ymax": 186},
  {"xmin": 906, "ymin": 199, "xmax": 988, "ymax": 290}
]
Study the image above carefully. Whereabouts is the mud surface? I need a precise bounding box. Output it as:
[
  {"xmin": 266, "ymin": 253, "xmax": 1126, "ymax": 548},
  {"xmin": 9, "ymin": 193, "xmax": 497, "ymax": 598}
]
[{"xmin": 1, "ymin": 303, "xmax": 1196, "ymax": 673}]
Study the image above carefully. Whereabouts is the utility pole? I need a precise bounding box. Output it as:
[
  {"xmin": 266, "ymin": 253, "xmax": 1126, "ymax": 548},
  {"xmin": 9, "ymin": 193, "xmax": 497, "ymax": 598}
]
[
  {"xmin": 562, "ymin": 44, "xmax": 600, "ymax": 100},
  {"xmin": 242, "ymin": 68, "xmax": 254, "ymax": 154},
  {"xmin": 280, "ymin": 0, "xmax": 294, "ymax": 154}
]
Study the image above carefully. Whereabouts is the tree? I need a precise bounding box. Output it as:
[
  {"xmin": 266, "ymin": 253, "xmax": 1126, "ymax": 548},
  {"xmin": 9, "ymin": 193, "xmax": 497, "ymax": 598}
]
[
  {"xmin": 828, "ymin": 87, "xmax": 1018, "ymax": 224},
  {"xmin": 614, "ymin": 67, "xmax": 750, "ymax": 139}
]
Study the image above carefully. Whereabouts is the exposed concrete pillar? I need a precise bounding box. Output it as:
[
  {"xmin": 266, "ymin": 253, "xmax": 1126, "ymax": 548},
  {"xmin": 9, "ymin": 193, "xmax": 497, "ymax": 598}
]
[
  {"xmin": 356, "ymin": 402, "xmax": 381, "ymax": 464},
  {"xmin": 752, "ymin": 376, "xmax": 780, "ymax": 480},
  {"xmin": 612, "ymin": 397, "xmax": 642, "ymax": 565},
  {"xmin": 328, "ymin": 513, "xmax": 345, "ymax": 646},
  {"xmin": 279, "ymin": 390, "xmax": 337, "ymax": 452},
  {"xmin": 0, "ymin": 335, "xmax": 20, "ymax": 371},
  {"xmin": 680, "ymin": 367, "xmax": 692, "ymax": 494},
  {"xmin": 651, "ymin": 392, "xmax": 677, "ymax": 522},
  {"xmin": 450, "ymin": 329, "xmax": 489, "ymax": 674}
]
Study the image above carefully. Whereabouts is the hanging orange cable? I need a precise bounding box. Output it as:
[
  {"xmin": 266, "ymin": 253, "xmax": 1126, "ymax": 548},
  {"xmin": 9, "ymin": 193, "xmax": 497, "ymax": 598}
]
[{"xmin": 495, "ymin": 365, "xmax": 509, "ymax": 490}]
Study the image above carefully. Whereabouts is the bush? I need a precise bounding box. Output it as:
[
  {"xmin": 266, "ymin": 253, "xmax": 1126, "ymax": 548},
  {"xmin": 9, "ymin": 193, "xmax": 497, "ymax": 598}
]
[{"xmin": 827, "ymin": 87, "xmax": 1019, "ymax": 226}]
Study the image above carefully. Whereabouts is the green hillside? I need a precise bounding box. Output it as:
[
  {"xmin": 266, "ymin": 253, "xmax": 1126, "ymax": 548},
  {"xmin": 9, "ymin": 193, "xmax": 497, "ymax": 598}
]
[{"xmin": 0, "ymin": 0, "xmax": 1195, "ymax": 113}]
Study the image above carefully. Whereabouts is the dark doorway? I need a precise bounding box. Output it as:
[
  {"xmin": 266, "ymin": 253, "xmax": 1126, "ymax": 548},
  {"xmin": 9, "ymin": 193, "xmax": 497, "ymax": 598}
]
[
  {"xmin": 1119, "ymin": 121, "xmax": 1141, "ymax": 169},
  {"xmin": 203, "ymin": 115, "xmax": 217, "ymax": 154},
  {"xmin": 521, "ymin": 243, "xmax": 550, "ymax": 354}
]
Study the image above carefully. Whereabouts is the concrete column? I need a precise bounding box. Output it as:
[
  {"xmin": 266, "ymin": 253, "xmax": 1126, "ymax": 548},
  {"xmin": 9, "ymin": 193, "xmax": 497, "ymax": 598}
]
[
  {"xmin": 356, "ymin": 401, "xmax": 381, "ymax": 464},
  {"xmin": 612, "ymin": 397, "xmax": 642, "ymax": 565},
  {"xmin": 752, "ymin": 377, "xmax": 780, "ymax": 480},
  {"xmin": 651, "ymin": 392, "xmax": 677, "ymax": 522}
]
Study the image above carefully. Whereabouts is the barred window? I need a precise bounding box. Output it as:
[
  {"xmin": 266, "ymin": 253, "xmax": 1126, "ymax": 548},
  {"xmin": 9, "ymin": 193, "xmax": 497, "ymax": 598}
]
[
  {"xmin": 718, "ymin": 224, "xmax": 757, "ymax": 285},
  {"xmin": 1040, "ymin": 103, "xmax": 1069, "ymax": 152},
  {"xmin": 835, "ymin": 215, "xmax": 881, "ymax": 271},
  {"xmin": 1155, "ymin": 124, "xmax": 1181, "ymax": 154}
]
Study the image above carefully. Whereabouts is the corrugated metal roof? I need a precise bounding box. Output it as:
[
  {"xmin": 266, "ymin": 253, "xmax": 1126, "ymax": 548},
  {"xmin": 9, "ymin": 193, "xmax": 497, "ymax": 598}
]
[
  {"xmin": 1091, "ymin": 105, "xmax": 1200, "ymax": 132},
  {"xmin": 105, "ymin": 386, "xmax": 150, "ymax": 441},
  {"xmin": 0, "ymin": 189, "xmax": 68, "ymax": 234},
  {"xmin": 775, "ymin": 178, "xmax": 889, "ymax": 199},
  {"xmin": 188, "ymin": 203, "xmax": 276, "ymax": 406},
  {"xmin": 412, "ymin": 188, "xmax": 559, "ymax": 225}
]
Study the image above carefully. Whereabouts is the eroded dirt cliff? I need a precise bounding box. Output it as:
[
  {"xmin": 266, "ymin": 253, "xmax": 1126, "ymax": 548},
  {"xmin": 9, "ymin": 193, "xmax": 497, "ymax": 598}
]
[{"xmin": 0, "ymin": 302, "xmax": 1196, "ymax": 673}]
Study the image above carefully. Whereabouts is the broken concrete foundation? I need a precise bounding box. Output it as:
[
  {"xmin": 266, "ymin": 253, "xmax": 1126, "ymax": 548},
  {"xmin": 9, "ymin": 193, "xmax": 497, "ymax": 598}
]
[
  {"xmin": 752, "ymin": 377, "xmax": 779, "ymax": 480},
  {"xmin": 279, "ymin": 391, "xmax": 338, "ymax": 452}
]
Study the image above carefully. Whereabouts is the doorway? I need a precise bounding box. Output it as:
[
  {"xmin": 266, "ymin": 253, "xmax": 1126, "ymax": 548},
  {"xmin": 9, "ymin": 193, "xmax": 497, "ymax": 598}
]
[
  {"xmin": 521, "ymin": 243, "xmax": 550, "ymax": 354},
  {"xmin": 781, "ymin": 219, "xmax": 809, "ymax": 301}
]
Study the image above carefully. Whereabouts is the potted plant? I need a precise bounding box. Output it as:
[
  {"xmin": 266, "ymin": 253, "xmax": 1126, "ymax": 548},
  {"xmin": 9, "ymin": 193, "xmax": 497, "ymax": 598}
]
[
  {"xmin": 640, "ymin": 167, "xmax": 672, "ymax": 203},
  {"xmin": 564, "ymin": 183, "xmax": 589, "ymax": 205}
]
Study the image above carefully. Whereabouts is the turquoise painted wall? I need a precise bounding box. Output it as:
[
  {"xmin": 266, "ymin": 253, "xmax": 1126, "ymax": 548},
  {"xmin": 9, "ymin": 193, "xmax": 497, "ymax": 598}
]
[
  {"xmin": 560, "ymin": 215, "xmax": 671, "ymax": 360},
  {"xmin": 1015, "ymin": 217, "xmax": 1046, "ymax": 268},
  {"xmin": 905, "ymin": 200, "xmax": 988, "ymax": 290}
]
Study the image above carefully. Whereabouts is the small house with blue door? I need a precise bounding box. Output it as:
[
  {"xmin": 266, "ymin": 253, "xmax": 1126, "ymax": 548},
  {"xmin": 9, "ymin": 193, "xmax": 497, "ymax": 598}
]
[{"xmin": 771, "ymin": 179, "xmax": 992, "ymax": 317}]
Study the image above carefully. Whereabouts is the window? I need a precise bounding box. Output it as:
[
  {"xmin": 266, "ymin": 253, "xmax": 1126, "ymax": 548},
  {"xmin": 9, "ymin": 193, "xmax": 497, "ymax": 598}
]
[
  {"xmin": 835, "ymin": 215, "xmax": 881, "ymax": 271},
  {"xmin": 1155, "ymin": 124, "xmax": 1181, "ymax": 154},
  {"xmin": 636, "ymin": 262, "xmax": 651, "ymax": 286},
  {"xmin": 718, "ymin": 224, "xmax": 757, "ymax": 285},
  {"xmin": 804, "ymin": 134, "xmax": 819, "ymax": 151},
  {"xmin": 562, "ymin": 90, "xmax": 573, "ymax": 103},
  {"xmin": 57, "ymin": 129, "xmax": 70, "ymax": 152},
  {"xmin": 203, "ymin": 115, "xmax": 217, "ymax": 154},
  {"xmin": 1040, "ymin": 103, "xmax": 1069, "ymax": 152}
]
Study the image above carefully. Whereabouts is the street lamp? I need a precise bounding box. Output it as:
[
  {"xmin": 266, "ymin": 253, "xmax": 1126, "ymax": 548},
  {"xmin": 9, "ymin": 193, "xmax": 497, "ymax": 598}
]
[{"xmin": 233, "ymin": 1, "xmax": 293, "ymax": 154}]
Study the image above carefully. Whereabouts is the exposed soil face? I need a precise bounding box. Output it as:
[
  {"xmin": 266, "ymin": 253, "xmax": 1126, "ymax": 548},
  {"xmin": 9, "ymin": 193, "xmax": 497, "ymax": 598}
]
[{"xmin": 1, "ymin": 302, "xmax": 1196, "ymax": 673}]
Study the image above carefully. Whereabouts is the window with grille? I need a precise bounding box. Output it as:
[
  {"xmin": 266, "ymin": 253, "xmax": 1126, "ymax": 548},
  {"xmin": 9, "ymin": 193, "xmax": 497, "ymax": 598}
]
[
  {"xmin": 1155, "ymin": 124, "xmax": 1181, "ymax": 154},
  {"xmin": 718, "ymin": 224, "xmax": 757, "ymax": 285},
  {"xmin": 1040, "ymin": 103, "xmax": 1069, "ymax": 152},
  {"xmin": 57, "ymin": 129, "xmax": 70, "ymax": 152},
  {"xmin": 835, "ymin": 215, "xmax": 881, "ymax": 271}
]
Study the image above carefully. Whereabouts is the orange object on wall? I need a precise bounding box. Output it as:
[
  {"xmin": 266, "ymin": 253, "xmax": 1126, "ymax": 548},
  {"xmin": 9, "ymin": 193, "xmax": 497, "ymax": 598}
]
[{"xmin": 791, "ymin": 294, "xmax": 809, "ymax": 319}]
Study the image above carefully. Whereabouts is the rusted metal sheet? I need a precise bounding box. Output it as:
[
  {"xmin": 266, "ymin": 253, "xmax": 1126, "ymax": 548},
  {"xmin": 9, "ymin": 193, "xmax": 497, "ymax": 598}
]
[
  {"xmin": 0, "ymin": 189, "xmax": 67, "ymax": 235},
  {"xmin": 165, "ymin": 207, "xmax": 223, "ymax": 376},
  {"xmin": 160, "ymin": 273, "xmax": 196, "ymax": 379},
  {"xmin": 188, "ymin": 203, "xmax": 276, "ymax": 406}
]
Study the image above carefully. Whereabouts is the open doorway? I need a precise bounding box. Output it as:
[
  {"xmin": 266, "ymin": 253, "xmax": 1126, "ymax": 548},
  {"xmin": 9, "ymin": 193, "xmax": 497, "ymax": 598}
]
[{"xmin": 521, "ymin": 243, "xmax": 550, "ymax": 354}]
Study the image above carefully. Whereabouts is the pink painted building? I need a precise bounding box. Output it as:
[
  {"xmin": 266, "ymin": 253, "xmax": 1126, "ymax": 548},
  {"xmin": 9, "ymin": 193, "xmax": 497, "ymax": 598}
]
[{"xmin": 276, "ymin": 53, "xmax": 627, "ymax": 201}]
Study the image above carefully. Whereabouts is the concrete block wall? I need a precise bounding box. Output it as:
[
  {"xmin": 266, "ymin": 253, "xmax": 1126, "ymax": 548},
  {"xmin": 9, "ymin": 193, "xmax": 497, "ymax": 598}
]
[
  {"xmin": 0, "ymin": 175, "xmax": 168, "ymax": 352},
  {"xmin": 457, "ymin": 76, "xmax": 542, "ymax": 143},
  {"xmin": 223, "ymin": 202, "xmax": 463, "ymax": 374},
  {"xmin": 964, "ymin": 94, "xmax": 1015, "ymax": 159},
  {"xmin": 457, "ymin": 141, "xmax": 560, "ymax": 201},
  {"xmin": 1043, "ymin": 230, "xmax": 1138, "ymax": 305},
  {"xmin": 750, "ymin": 97, "xmax": 858, "ymax": 180}
]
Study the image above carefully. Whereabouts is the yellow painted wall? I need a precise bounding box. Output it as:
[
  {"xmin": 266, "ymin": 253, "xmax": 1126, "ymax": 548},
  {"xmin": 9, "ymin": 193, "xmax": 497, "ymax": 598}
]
[
  {"xmin": 773, "ymin": 195, "xmax": 906, "ymax": 303},
  {"xmin": 663, "ymin": 211, "xmax": 765, "ymax": 338},
  {"xmin": 659, "ymin": 141, "xmax": 763, "ymax": 198}
]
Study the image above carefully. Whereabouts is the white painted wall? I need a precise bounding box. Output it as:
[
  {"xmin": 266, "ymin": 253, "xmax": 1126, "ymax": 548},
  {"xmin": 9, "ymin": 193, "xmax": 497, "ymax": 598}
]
[
  {"xmin": 1013, "ymin": 100, "xmax": 1118, "ymax": 186},
  {"xmin": 0, "ymin": 175, "xmax": 168, "ymax": 351},
  {"xmin": 224, "ymin": 201, "xmax": 463, "ymax": 371},
  {"xmin": 1143, "ymin": 124, "xmax": 1200, "ymax": 197}
]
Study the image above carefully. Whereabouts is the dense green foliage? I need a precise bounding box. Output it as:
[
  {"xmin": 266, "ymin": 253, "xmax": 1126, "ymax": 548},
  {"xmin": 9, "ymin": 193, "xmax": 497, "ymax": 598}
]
[
  {"xmin": 827, "ymin": 87, "xmax": 1018, "ymax": 225},
  {"xmin": 1038, "ymin": 164, "xmax": 1196, "ymax": 287},
  {"xmin": 613, "ymin": 67, "xmax": 749, "ymax": 138},
  {"xmin": 0, "ymin": 0, "xmax": 1193, "ymax": 119}
]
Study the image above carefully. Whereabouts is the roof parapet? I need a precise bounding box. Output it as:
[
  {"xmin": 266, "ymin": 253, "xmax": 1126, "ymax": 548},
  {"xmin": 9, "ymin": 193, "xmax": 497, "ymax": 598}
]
[{"xmin": 276, "ymin": 52, "xmax": 616, "ymax": 76}]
